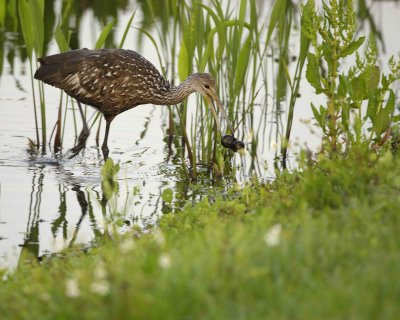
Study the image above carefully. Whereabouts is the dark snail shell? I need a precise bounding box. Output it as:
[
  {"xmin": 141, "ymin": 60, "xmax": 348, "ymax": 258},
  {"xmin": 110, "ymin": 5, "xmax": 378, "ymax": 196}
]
[
  {"xmin": 221, "ymin": 135, "xmax": 236, "ymax": 148},
  {"xmin": 232, "ymin": 140, "xmax": 245, "ymax": 151},
  {"xmin": 221, "ymin": 135, "xmax": 245, "ymax": 152}
]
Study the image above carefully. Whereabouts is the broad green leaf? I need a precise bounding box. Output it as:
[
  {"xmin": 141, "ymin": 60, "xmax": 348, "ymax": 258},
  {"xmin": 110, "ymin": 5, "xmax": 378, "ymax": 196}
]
[
  {"xmin": 367, "ymin": 65, "xmax": 380, "ymax": 93},
  {"xmin": 7, "ymin": 0, "xmax": 18, "ymax": 28},
  {"xmin": 372, "ymin": 90, "xmax": 395, "ymax": 135},
  {"xmin": 0, "ymin": 0, "xmax": 6, "ymax": 26},
  {"xmin": 178, "ymin": 40, "xmax": 189, "ymax": 82},
  {"xmin": 341, "ymin": 36, "xmax": 365, "ymax": 57},
  {"xmin": 133, "ymin": 27, "xmax": 163, "ymax": 74},
  {"xmin": 311, "ymin": 103, "xmax": 321, "ymax": 123},
  {"xmin": 95, "ymin": 19, "xmax": 115, "ymax": 49},
  {"xmin": 319, "ymin": 105, "xmax": 327, "ymax": 132},
  {"xmin": 55, "ymin": 24, "xmax": 69, "ymax": 52},
  {"xmin": 350, "ymin": 102, "xmax": 361, "ymax": 109},
  {"xmin": 306, "ymin": 52, "xmax": 323, "ymax": 93},
  {"xmin": 161, "ymin": 188, "xmax": 173, "ymax": 204},
  {"xmin": 342, "ymin": 102, "xmax": 350, "ymax": 131},
  {"xmin": 101, "ymin": 158, "xmax": 120, "ymax": 200},
  {"xmin": 311, "ymin": 103, "xmax": 327, "ymax": 132},
  {"xmin": 392, "ymin": 115, "xmax": 400, "ymax": 122},
  {"xmin": 298, "ymin": 15, "xmax": 311, "ymax": 70},
  {"xmin": 385, "ymin": 89, "xmax": 396, "ymax": 114},
  {"xmin": 197, "ymin": 2, "xmax": 225, "ymax": 62},
  {"xmin": 18, "ymin": 0, "xmax": 35, "ymax": 59},
  {"xmin": 266, "ymin": 0, "xmax": 286, "ymax": 45},
  {"xmin": 119, "ymin": 10, "xmax": 136, "ymax": 49},
  {"xmin": 235, "ymin": 35, "xmax": 251, "ymax": 92},
  {"xmin": 350, "ymin": 74, "xmax": 365, "ymax": 101},
  {"xmin": 30, "ymin": 0, "xmax": 44, "ymax": 56},
  {"xmin": 322, "ymin": 42, "xmax": 334, "ymax": 72},
  {"xmin": 194, "ymin": 5, "xmax": 205, "ymax": 60},
  {"xmin": 366, "ymin": 92, "xmax": 378, "ymax": 120},
  {"xmin": 337, "ymin": 75, "xmax": 347, "ymax": 98}
]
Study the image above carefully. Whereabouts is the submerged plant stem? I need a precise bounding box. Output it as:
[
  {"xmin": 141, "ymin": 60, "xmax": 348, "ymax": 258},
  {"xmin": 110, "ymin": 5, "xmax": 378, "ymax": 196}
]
[{"xmin": 29, "ymin": 60, "xmax": 40, "ymax": 149}]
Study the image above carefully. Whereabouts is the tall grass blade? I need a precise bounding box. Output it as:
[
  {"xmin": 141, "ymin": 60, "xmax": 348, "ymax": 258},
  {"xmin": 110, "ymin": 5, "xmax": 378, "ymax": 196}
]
[
  {"xmin": 30, "ymin": 0, "xmax": 44, "ymax": 57},
  {"xmin": 54, "ymin": 22, "xmax": 70, "ymax": 151},
  {"xmin": 118, "ymin": 10, "xmax": 136, "ymax": 49},
  {"xmin": 18, "ymin": 0, "xmax": 34, "ymax": 59},
  {"xmin": 0, "ymin": 0, "xmax": 6, "ymax": 26},
  {"xmin": 266, "ymin": 0, "xmax": 287, "ymax": 45},
  {"xmin": 178, "ymin": 40, "xmax": 189, "ymax": 81},
  {"xmin": 132, "ymin": 27, "xmax": 164, "ymax": 73},
  {"xmin": 95, "ymin": 19, "xmax": 116, "ymax": 49},
  {"xmin": 235, "ymin": 35, "xmax": 251, "ymax": 93},
  {"xmin": 280, "ymin": 22, "xmax": 311, "ymax": 169},
  {"xmin": 54, "ymin": 23, "xmax": 69, "ymax": 52},
  {"xmin": 18, "ymin": 0, "xmax": 41, "ymax": 148}
]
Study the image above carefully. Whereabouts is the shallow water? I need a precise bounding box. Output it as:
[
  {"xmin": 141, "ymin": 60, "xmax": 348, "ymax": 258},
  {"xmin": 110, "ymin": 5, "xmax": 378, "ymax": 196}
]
[{"xmin": 0, "ymin": 0, "xmax": 399, "ymax": 269}]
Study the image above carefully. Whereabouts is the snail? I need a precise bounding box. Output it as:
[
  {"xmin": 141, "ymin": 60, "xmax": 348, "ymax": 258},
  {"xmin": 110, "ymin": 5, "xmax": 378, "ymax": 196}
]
[{"xmin": 221, "ymin": 135, "xmax": 245, "ymax": 152}]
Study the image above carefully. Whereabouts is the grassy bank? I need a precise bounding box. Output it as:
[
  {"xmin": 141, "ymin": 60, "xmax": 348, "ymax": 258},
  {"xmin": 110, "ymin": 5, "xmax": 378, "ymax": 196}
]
[{"xmin": 1, "ymin": 146, "xmax": 400, "ymax": 319}]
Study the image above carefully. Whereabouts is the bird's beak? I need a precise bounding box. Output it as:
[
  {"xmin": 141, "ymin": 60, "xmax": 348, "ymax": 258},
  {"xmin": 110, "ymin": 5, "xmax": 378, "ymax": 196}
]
[{"xmin": 204, "ymin": 93, "xmax": 234, "ymax": 136}]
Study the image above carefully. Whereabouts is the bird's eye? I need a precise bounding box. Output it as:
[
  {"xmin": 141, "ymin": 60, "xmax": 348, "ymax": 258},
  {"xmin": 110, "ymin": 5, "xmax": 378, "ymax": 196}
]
[{"xmin": 204, "ymin": 84, "xmax": 210, "ymax": 89}]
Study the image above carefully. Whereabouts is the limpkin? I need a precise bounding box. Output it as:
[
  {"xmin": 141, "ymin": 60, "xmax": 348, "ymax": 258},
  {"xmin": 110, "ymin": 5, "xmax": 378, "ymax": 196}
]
[{"xmin": 34, "ymin": 48, "xmax": 243, "ymax": 160}]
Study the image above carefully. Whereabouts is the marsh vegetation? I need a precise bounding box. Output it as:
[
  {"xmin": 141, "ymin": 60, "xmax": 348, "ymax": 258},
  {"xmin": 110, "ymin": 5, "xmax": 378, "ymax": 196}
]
[{"xmin": 0, "ymin": 0, "xmax": 400, "ymax": 318}]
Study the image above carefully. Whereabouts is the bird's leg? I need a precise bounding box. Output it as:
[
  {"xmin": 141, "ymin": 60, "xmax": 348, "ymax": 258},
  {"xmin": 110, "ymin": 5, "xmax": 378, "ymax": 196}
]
[
  {"xmin": 101, "ymin": 117, "xmax": 113, "ymax": 160},
  {"xmin": 68, "ymin": 101, "xmax": 90, "ymax": 158}
]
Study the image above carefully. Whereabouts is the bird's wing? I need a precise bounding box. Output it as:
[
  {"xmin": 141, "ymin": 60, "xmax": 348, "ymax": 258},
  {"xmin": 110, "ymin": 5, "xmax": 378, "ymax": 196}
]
[{"xmin": 75, "ymin": 49, "xmax": 170, "ymax": 111}]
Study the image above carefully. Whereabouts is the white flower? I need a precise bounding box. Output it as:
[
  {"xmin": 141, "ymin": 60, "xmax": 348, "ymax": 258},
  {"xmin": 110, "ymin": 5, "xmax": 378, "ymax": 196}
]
[
  {"xmin": 264, "ymin": 224, "xmax": 282, "ymax": 247},
  {"xmin": 65, "ymin": 278, "xmax": 80, "ymax": 298},
  {"xmin": 90, "ymin": 281, "xmax": 110, "ymax": 296},
  {"xmin": 94, "ymin": 261, "xmax": 107, "ymax": 280},
  {"xmin": 40, "ymin": 292, "xmax": 51, "ymax": 301},
  {"xmin": 153, "ymin": 230, "xmax": 165, "ymax": 247},
  {"xmin": 2, "ymin": 272, "xmax": 9, "ymax": 282},
  {"xmin": 119, "ymin": 238, "xmax": 135, "ymax": 253},
  {"xmin": 158, "ymin": 253, "xmax": 172, "ymax": 269}
]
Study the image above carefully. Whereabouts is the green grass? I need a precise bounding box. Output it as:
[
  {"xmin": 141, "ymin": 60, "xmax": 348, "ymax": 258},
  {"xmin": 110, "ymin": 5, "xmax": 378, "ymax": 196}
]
[{"xmin": 1, "ymin": 145, "xmax": 399, "ymax": 319}]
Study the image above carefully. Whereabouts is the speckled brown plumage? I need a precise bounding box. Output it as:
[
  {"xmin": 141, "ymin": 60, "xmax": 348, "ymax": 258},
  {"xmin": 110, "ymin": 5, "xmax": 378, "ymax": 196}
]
[{"xmin": 34, "ymin": 48, "xmax": 229, "ymax": 160}]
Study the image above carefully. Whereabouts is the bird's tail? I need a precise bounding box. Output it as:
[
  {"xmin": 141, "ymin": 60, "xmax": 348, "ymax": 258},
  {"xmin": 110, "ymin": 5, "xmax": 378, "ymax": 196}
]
[
  {"xmin": 34, "ymin": 49, "xmax": 88, "ymax": 87},
  {"xmin": 34, "ymin": 59, "xmax": 63, "ymax": 86}
]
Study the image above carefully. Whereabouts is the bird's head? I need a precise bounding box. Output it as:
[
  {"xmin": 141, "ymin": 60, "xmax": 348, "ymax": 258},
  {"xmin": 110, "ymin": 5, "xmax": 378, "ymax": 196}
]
[
  {"xmin": 190, "ymin": 73, "xmax": 234, "ymax": 134},
  {"xmin": 190, "ymin": 73, "xmax": 217, "ymax": 98}
]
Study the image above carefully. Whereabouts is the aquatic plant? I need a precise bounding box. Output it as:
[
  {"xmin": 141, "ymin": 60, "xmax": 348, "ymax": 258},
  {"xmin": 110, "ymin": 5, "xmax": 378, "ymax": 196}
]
[
  {"xmin": 17, "ymin": 0, "xmax": 45, "ymax": 151},
  {"xmin": 302, "ymin": 0, "xmax": 400, "ymax": 154},
  {"xmin": 2, "ymin": 146, "xmax": 400, "ymax": 319}
]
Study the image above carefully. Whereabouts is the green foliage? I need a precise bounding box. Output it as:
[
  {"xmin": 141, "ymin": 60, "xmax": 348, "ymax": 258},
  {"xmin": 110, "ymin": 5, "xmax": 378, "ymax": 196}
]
[
  {"xmin": 118, "ymin": 10, "xmax": 136, "ymax": 49},
  {"xmin": 17, "ymin": 0, "xmax": 44, "ymax": 57},
  {"xmin": 2, "ymin": 150, "xmax": 400, "ymax": 319},
  {"xmin": 54, "ymin": 23, "xmax": 70, "ymax": 53},
  {"xmin": 101, "ymin": 158, "xmax": 120, "ymax": 200},
  {"xmin": 280, "ymin": 0, "xmax": 311, "ymax": 168},
  {"xmin": 17, "ymin": 0, "xmax": 46, "ymax": 150},
  {"xmin": 140, "ymin": 0, "xmax": 263, "ymax": 174},
  {"xmin": 306, "ymin": 52, "xmax": 322, "ymax": 93},
  {"xmin": 161, "ymin": 188, "xmax": 174, "ymax": 204},
  {"xmin": 303, "ymin": 0, "xmax": 400, "ymax": 153},
  {"xmin": 177, "ymin": 40, "xmax": 189, "ymax": 81},
  {"xmin": 95, "ymin": 19, "xmax": 116, "ymax": 49}
]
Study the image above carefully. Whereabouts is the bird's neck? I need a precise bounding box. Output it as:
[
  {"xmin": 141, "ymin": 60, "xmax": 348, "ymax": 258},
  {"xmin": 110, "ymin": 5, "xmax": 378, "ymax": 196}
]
[{"xmin": 154, "ymin": 76, "xmax": 197, "ymax": 106}]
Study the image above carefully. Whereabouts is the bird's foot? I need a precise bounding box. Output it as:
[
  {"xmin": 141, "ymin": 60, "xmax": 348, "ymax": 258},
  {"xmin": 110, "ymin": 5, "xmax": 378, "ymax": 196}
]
[
  {"xmin": 66, "ymin": 143, "xmax": 86, "ymax": 159},
  {"xmin": 66, "ymin": 130, "xmax": 90, "ymax": 159}
]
